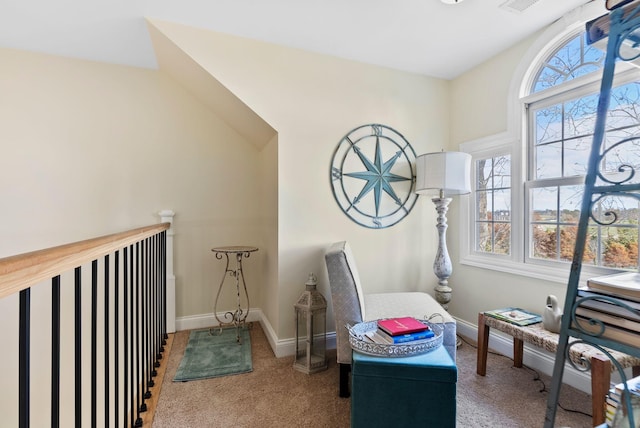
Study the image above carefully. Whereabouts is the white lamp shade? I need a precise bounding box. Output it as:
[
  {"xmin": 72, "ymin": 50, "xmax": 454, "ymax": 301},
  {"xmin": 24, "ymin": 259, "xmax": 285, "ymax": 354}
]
[{"xmin": 415, "ymin": 151, "xmax": 471, "ymax": 196}]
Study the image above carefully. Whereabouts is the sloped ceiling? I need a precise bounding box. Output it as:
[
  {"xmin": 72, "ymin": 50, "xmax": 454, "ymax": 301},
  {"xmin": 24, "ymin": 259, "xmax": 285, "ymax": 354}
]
[
  {"xmin": 0, "ymin": 0, "xmax": 598, "ymax": 80},
  {"xmin": 147, "ymin": 20, "xmax": 276, "ymax": 151}
]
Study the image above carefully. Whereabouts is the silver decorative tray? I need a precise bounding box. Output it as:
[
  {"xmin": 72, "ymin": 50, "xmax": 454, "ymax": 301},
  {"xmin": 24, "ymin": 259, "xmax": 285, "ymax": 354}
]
[{"xmin": 348, "ymin": 315, "xmax": 444, "ymax": 357}]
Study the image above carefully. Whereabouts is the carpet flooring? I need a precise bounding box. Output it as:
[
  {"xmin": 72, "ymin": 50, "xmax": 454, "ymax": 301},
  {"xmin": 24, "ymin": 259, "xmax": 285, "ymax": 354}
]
[{"xmin": 152, "ymin": 323, "xmax": 593, "ymax": 427}]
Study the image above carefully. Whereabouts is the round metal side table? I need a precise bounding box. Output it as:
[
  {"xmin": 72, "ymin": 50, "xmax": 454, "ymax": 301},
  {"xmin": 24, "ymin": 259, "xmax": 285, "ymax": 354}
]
[{"xmin": 211, "ymin": 245, "xmax": 258, "ymax": 342}]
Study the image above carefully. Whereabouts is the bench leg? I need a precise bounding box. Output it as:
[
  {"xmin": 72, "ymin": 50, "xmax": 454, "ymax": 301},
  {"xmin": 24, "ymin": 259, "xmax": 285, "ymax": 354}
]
[
  {"xmin": 513, "ymin": 338, "xmax": 524, "ymax": 368},
  {"xmin": 477, "ymin": 313, "xmax": 490, "ymax": 376},
  {"xmin": 590, "ymin": 354, "xmax": 611, "ymax": 427}
]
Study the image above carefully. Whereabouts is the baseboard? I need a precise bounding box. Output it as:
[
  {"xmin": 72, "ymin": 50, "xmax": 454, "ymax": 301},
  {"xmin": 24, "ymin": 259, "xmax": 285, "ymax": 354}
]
[
  {"xmin": 176, "ymin": 308, "xmax": 264, "ymax": 331},
  {"xmin": 176, "ymin": 310, "xmax": 336, "ymax": 359}
]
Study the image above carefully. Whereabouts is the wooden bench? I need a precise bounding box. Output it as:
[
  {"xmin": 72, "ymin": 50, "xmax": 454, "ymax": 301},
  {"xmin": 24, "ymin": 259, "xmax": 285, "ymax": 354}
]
[{"xmin": 476, "ymin": 312, "xmax": 640, "ymax": 426}]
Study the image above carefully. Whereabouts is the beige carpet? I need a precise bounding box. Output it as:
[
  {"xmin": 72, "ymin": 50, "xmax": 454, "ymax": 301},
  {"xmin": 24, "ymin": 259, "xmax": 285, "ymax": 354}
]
[{"xmin": 152, "ymin": 324, "xmax": 593, "ymax": 427}]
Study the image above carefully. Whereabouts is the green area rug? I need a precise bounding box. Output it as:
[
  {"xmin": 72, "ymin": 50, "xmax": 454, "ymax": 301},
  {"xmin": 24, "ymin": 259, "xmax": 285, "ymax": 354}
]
[{"xmin": 173, "ymin": 327, "xmax": 252, "ymax": 382}]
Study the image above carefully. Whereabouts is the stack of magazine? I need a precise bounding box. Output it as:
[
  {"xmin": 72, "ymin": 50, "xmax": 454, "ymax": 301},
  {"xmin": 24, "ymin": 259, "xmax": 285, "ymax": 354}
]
[{"xmin": 483, "ymin": 307, "xmax": 542, "ymax": 327}]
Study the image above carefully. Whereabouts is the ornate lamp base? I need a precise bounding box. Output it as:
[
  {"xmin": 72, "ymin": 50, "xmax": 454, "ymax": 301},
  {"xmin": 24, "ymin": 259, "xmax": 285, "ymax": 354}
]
[
  {"xmin": 432, "ymin": 197, "xmax": 453, "ymax": 310},
  {"xmin": 431, "ymin": 197, "xmax": 461, "ymax": 347}
]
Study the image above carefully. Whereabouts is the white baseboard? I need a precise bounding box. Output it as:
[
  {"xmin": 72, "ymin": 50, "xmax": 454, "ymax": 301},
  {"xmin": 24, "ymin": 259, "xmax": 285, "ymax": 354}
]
[{"xmin": 176, "ymin": 308, "xmax": 264, "ymax": 331}]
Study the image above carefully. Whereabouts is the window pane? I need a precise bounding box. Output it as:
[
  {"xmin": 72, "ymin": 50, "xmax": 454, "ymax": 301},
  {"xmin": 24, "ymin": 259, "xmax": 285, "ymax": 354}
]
[
  {"xmin": 476, "ymin": 190, "xmax": 491, "ymax": 221},
  {"xmin": 535, "ymin": 143, "xmax": 562, "ymax": 179},
  {"xmin": 602, "ymin": 131, "xmax": 640, "ymax": 184},
  {"xmin": 602, "ymin": 226, "xmax": 639, "ymax": 269},
  {"xmin": 476, "ymin": 159, "xmax": 493, "ymax": 190},
  {"xmin": 547, "ymin": 36, "xmax": 583, "ymax": 78},
  {"xmin": 608, "ymin": 82, "xmax": 640, "ymax": 129},
  {"xmin": 532, "ymin": 224, "xmax": 557, "ymax": 260},
  {"xmin": 565, "ymin": 93, "xmax": 598, "ymax": 138},
  {"xmin": 533, "ymin": 67, "xmax": 564, "ymax": 93},
  {"xmin": 584, "ymin": 226, "xmax": 598, "ymax": 265},
  {"xmin": 532, "ymin": 187, "xmax": 557, "ymax": 221},
  {"xmin": 564, "ymin": 138, "xmax": 591, "ymax": 177},
  {"xmin": 535, "ymin": 105, "xmax": 562, "ymax": 145},
  {"xmin": 559, "ymin": 225, "xmax": 578, "ymax": 261},
  {"xmin": 593, "ymin": 195, "xmax": 640, "ymax": 225},
  {"xmin": 494, "ymin": 156, "xmax": 511, "ymax": 188},
  {"xmin": 476, "ymin": 222, "xmax": 492, "ymax": 253},
  {"xmin": 494, "ymin": 223, "xmax": 511, "ymax": 255},
  {"xmin": 559, "ymin": 185, "xmax": 582, "ymax": 222},
  {"xmin": 493, "ymin": 189, "xmax": 510, "ymax": 219}
]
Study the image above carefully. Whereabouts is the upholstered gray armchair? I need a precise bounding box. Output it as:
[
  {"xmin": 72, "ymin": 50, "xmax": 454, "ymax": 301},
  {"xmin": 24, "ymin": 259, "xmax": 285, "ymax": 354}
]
[{"xmin": 324, "ymin": 241, "xmax": 457, "ymax": 397}]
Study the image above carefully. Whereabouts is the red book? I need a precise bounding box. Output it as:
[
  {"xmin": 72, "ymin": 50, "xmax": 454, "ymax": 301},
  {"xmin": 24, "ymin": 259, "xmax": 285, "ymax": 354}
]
[{"xmin": 377, "ymin": 317, "xmax": 428, "ymax": 336}]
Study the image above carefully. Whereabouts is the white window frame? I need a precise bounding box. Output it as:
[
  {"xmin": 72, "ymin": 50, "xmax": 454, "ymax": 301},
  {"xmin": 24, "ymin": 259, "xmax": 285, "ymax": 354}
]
[{"xmin": 459, "ymin": 2, "xmax": 627, "ymax": 286}]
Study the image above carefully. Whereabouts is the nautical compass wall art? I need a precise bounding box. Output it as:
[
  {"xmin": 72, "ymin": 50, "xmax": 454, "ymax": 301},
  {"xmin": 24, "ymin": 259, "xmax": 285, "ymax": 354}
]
[{"xmin": 330, "ymin": 123, "xmax": 418, "ymax": 229}]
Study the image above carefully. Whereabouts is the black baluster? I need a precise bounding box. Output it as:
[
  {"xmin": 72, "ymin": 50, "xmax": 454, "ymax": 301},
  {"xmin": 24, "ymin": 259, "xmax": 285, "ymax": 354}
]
[
  {"xmin": 143, "ymin": 239, "xmax": 152, "ymax": 397},
  {"xmin": 19, "ymin": 288, "xmax": 30, "ymax": 428},
  {"xmin": 124, "ymin": 246, "xmax": 130, "ymax": 428},
  {"xmin": 91, "ymin": 260, "xmax": 97, "ymax": 428},
  {"xmin": 75, "ymin": 267, "xmax": 82, "ymax": 428},
  {"xmin": 114, "ymin": 250, "xmax": 120, "ymax": 428},
  {"xmin": 104, "ymin": 255, "xmax": 110, "ymax": 428},
  {"xmin": 134, "ymin": 243, "xmax": 142, "ymax": 427},
  {"xmin": 52, "ymin": 276, "xmax": 61, "ymax": 428},
  {"xmin": 129, "ymin": 245, "xmax": 136, "ymax": 428}
]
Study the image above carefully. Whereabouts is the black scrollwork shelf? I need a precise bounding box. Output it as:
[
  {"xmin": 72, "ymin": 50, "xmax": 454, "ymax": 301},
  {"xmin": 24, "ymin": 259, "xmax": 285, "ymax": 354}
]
[{"xmin": 545, "ymin": 3, "xmax": 640, "ymax": 427}]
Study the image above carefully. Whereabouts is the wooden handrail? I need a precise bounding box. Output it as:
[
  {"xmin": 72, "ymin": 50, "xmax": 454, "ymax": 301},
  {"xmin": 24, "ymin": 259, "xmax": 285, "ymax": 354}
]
[{"xmin": 0, "ymin": 223, "xmax": 170, "ymax": 300}]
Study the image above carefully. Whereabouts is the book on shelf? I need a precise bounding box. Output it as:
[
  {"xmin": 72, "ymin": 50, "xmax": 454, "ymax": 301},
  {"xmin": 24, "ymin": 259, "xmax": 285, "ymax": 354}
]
[
  {"xmin": 587, "ymin": 272, "xmax": 640, "ymax": 302},
  {"xmin": 572, "ymin": 315, "xmax": 640, "ymax": 347},
  {"xmin": 483, "ymin": 307, "xmax": 542, "ymax": 326},
  {"xmin": 576, "ymin": 288, "xmax": 640, "ymax": 321},
  {"xmin": 612, "ymin": 389, "xmax": 640, "ymax": 428},
  {"xmin": 607, "ymin": 375, "xmax": 640, "ymax": 427},
  {"xmin": 365, "ymin": 328, "xmax": 434, "ymax": 345},
  {"xmin": 606, "ymin": 393, "xmax": 619, "ymax": 426},
  {"xmin": 574, "ymin": 306, "xmax": 640, "ymax": 333},
  {"xmin": 377, "ymin": 317, "xmax": 429, "ymax": 336}
]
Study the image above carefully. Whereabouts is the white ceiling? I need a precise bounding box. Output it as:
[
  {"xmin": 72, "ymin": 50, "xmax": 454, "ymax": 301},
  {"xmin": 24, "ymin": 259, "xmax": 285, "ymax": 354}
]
[{"xmin": 0, "ymin": 0, "xmax": 598, "ymax": 80}]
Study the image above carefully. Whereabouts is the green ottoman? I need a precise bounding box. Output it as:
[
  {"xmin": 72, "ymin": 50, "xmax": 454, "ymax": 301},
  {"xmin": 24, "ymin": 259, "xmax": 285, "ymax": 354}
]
[{"xmin": 351, "ymin": 345, "xmax": 457, "ymax": 428}]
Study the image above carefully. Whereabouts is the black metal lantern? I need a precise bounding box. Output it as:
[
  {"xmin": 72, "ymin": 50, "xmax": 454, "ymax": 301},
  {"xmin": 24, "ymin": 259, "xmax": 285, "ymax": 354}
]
[{"xmin": 294, "ymin": 273, "xmax": 328, "ymax": 374}]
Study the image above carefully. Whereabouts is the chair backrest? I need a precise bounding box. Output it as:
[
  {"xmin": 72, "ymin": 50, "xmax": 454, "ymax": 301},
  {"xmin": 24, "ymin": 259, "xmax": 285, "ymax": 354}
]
[{"xmin": 325, "ymin": 241, "xmax": 367, "ymax": 322}]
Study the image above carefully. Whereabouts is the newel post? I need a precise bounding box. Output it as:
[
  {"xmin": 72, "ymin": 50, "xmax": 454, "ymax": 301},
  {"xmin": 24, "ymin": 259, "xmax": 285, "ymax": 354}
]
[{"xmin": 159, "ymin": 209, "xmax": 176, "ymax": 333}]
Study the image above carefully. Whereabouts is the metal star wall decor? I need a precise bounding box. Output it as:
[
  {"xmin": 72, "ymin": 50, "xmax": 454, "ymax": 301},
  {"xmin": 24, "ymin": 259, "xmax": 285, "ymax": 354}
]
[{"xmin": 330, "ymin": 124, "xmax": 418, "ymax": 228}]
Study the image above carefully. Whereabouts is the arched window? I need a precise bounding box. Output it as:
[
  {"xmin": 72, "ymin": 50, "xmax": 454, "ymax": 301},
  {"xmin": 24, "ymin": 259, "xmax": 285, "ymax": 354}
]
[
  {"xmin": 530, "ymin": 33, "xmax": 604, "ymax": 93},
  {"xmin": 526, "ymin": 30, "xmax": 640, "ymax": 270}
]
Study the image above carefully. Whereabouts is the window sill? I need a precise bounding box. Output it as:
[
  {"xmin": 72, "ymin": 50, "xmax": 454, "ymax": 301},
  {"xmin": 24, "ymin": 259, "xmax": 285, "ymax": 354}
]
[{"xmin": 459, "ymin": 254, "xmax": 622, "ymax": 288}]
